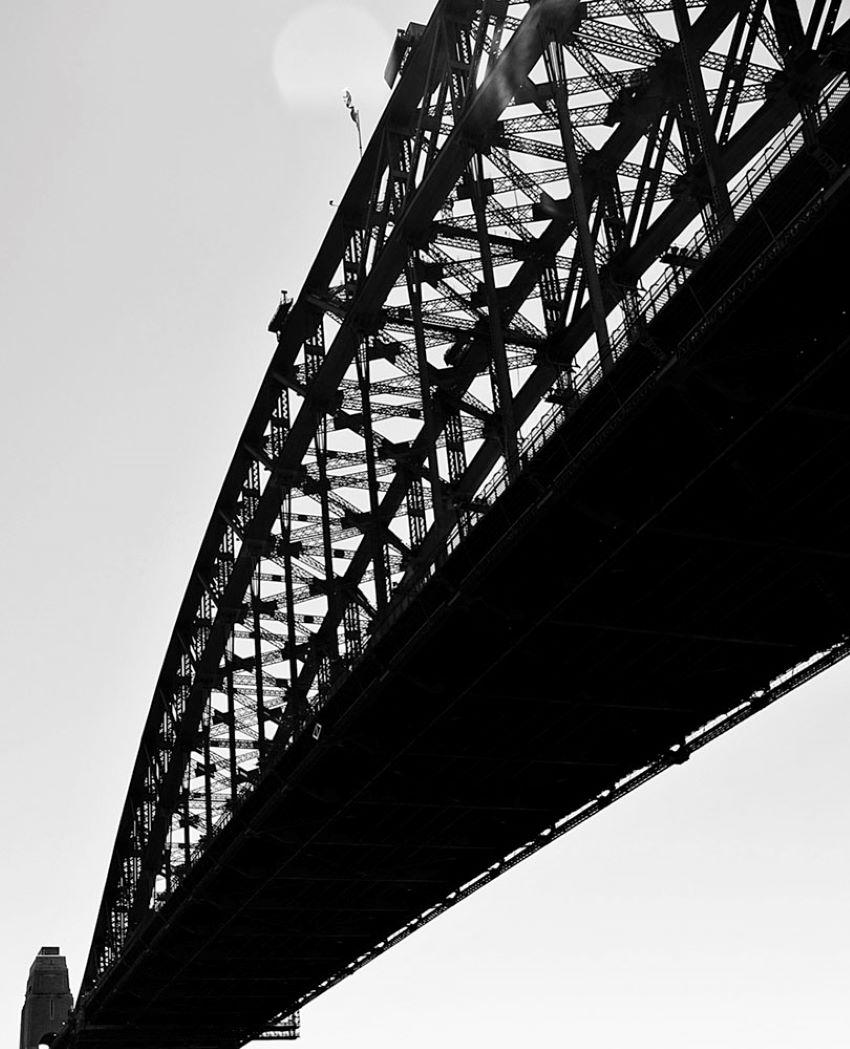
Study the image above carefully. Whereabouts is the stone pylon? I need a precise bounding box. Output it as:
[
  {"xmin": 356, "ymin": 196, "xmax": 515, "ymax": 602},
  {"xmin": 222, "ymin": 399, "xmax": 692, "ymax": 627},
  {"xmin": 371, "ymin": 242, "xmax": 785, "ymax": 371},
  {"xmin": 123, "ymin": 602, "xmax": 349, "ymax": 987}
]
[{"xmin": 20, "ymin": 947, "xmax": 74, "ymax": 1049}]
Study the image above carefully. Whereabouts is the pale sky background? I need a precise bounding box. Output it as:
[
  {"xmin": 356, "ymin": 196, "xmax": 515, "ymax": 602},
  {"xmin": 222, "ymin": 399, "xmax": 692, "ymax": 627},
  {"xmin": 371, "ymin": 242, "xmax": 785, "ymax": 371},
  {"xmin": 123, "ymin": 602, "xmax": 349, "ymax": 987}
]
[{"xmin": 1, "ymin": 3, "xmax": 848, "ymax": 1047}]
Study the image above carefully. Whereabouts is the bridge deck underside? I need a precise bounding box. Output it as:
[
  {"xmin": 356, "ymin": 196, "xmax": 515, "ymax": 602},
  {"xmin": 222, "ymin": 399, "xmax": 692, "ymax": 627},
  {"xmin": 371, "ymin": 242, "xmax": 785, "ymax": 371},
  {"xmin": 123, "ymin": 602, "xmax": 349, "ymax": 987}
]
[{"xmin": 75, "ymin": 116, "xmax": 850, "ymax": 1049}]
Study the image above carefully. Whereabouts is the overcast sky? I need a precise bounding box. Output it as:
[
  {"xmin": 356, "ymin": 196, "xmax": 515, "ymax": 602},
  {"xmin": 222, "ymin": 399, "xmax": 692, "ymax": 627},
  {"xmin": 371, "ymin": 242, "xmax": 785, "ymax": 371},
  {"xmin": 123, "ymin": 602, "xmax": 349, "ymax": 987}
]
[{"xmin": 2, "ymin": 3, "xmax": 848, "ymax": 1047}]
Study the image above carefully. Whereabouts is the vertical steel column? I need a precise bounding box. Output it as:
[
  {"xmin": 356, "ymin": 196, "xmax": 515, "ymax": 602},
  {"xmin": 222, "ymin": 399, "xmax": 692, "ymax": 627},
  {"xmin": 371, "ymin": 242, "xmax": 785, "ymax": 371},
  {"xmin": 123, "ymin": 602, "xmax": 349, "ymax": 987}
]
[
  {"xmin": 406, "ymin": 472, "xmax": 428, "ymax": 550},
  {"xmin": 444, "ymin": 403, "xmax": 470, "ymax": 536},
  {"xmin": 446, "ymin": 9, "xmax": 474, "ymax": 119},
  {"xmin": 271, "ymin": 385, "xmax": 304, "ymax": 723},
  {"xmin": 768, "ymin": 0, "xmax": 805, "ymax": 52},
  {"xmin": 818, "ymin": 0, "xmax": 843, "ymax": 45},
  {"xmin": 202, "ymin": 712, "xmax": 213, "ymax": 836},
  {"xmin": 225, "ymin": 654, "xmax": 238, "ymax": 808},
  {"xmin": 280, "ymin": 496, "xmax": 301, "ymax": 712},
  {"xmin": 402, "ymin": 26, "xmax": 444, "ymax": 200},
  {"xmin": 406, "ymin": 260, "xmax": 447, "ymax": 536},
  {"xmin": 599, "ymin": 170, "xmax": 640, "ymax": 336},
  {"xmin": 355, "ymin": 337, "xmax": 391, "ymax": 612},
  {"xmin": 303, "ymin": 314, "xmax": 339, "ymax": 695},
  {"xmin": 343, "ymin": 599, "xmax": 363, "ymax": 664},
  {"xmin": 545, "ymin": 40, "xmax": 613, "ymax": 370},
  {"xmin": 313, "ymin": 415, "xmax": 339, "ymax": 695},
  {"xmin": 717, "ymin": 0, "xmax": 767, "ymax": 146},
  {"xmin": 630, "ymin": 111, "xmax": 676, "ymax": 241},
  {"xmin": 673, "ymin": 0, "xmax": 735, "ymax": 240},
  {"xmin": 181, "ymin": 788, "xmax": 191, "ymax": 870},
  {"xmin": 251, "ymin": 573, "xmax": 267, "ymax": 762},
  {"xmin": 469, "ymin": 152, "xmax": 520, "ymax": 479}
]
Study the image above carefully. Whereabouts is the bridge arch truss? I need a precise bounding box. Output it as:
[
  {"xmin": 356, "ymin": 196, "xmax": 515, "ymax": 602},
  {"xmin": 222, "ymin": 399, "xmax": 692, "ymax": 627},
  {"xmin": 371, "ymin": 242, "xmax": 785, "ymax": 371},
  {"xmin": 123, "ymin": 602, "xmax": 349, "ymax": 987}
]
[{"xmin": 79, "ymin": 0, "xmax": 849, "ymax": 1016}]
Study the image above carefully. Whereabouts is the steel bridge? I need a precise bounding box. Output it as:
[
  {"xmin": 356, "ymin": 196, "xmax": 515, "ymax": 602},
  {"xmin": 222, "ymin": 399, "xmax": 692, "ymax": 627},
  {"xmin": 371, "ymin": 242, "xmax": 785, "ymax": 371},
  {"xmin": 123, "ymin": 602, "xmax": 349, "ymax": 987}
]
[{"xmin": 44, "ymin": 1, "xmax": 850, "ymax": 1045}]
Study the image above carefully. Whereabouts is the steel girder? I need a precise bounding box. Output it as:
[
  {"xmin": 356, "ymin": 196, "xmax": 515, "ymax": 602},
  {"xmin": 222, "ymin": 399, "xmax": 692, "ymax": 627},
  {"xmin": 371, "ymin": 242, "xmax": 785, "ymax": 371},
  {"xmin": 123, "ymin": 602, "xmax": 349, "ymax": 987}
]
[{"xmin": 79, "ymin": 0, "xmax": 850, "ymax": 1005}]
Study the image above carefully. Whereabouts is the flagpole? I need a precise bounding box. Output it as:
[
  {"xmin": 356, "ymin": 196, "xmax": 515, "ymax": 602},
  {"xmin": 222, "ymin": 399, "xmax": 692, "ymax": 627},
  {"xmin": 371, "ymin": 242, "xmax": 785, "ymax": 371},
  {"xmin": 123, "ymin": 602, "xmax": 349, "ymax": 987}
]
[{"xmin": 342, "ymin": 89, "xmax": 363, "ymax": 158}]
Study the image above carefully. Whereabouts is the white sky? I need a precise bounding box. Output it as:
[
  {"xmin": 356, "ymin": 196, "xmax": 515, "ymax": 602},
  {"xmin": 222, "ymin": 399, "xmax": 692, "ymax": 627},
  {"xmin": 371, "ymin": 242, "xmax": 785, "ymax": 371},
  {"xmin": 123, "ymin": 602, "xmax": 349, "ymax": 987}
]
[{"xmin": 1, "ymin": 3, "xmax": 848, "ymax": 1047}]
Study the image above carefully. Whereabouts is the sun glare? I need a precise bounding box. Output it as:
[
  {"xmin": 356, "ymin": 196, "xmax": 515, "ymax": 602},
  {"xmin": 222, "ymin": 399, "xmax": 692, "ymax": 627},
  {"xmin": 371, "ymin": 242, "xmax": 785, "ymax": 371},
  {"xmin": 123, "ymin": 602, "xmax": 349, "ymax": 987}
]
[{"xmin": 273, "ymin": 3, "xmax": 395, "ymax": 113}]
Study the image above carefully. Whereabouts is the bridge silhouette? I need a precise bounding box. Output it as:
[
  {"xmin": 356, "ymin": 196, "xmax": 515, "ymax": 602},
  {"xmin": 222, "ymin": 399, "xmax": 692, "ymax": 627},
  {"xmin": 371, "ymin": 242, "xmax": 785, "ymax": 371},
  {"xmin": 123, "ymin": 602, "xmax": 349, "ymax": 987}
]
[{"xmin": 29, "ymin": 0, "xmax": 850, "ymax": 1046}]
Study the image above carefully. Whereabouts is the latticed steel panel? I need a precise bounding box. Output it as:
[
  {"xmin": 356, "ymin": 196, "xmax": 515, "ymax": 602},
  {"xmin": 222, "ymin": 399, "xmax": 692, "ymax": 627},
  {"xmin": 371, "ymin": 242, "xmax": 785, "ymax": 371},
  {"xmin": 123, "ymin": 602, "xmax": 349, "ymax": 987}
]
[{"xmin": 81, "ymin": 0, "xmax": 849, "ymax": 1001}]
